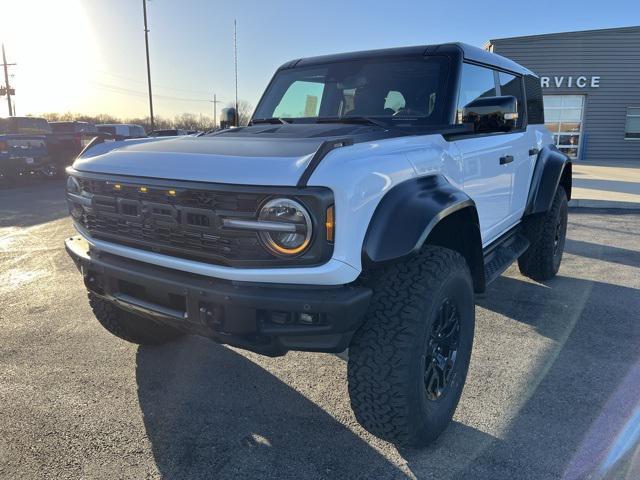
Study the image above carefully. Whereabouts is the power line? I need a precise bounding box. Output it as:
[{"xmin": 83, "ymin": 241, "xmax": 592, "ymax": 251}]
[
  {"xmin": 90, "ymin": 81, "xmax": 214, "ymax": 103},
  {"xmin": 97, "ymin": 69, "xmax": 213, "ymax": 96}
]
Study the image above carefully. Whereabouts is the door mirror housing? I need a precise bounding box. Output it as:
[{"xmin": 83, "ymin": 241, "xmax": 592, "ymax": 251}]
[
  {"xmin": 220, "ymin": 108, "xmax": 237, "ymax": 129},
  {"xmin": 461, "ymin": 96, "xmax": 518, "ymax": 134}
]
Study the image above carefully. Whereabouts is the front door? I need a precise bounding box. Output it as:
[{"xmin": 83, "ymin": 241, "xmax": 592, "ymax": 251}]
[{"xmin": 456, "ymin": 136, "xmax": 515, "ymax": 244}]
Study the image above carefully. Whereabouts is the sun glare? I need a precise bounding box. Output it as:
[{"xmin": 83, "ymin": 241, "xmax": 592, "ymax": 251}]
[{"xmin": 0, "ymin": 0, "xmax": 102, "ymax": 116}]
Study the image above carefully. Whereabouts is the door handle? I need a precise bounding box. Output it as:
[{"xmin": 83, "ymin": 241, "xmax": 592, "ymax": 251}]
[
  {"xmin": 499, "ymin": 155, "xmax": 514, "ymax": 165},
  {"xmin": 529, "ymin": 148, "xmax": 539, "ymax": 156}
]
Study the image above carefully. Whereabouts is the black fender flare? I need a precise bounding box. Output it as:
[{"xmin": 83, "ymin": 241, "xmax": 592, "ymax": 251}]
[
  {"xmin": 525, "ymin": 145, "xmax": 572, "ymax": 215},
  {"xmin": 362, "ymin": 174, "xmax": 479, "ymax": 267}
]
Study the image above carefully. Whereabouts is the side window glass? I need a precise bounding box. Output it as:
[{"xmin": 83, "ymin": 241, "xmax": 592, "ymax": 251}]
[
  {"xmin": 456, "ymin": 63, "xmax": 496, "ymax": 124},
  {"xmin": 499, "ymin": 72, "xmax": 524, "ymax": 127}
]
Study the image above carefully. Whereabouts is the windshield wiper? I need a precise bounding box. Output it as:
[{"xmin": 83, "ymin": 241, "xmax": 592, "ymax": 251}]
[
  {"xmin": 316, "ymin": 116, "xmax": 390, "ymax": 128},
  {"xmin": 251, "ymin": 117, "xmax": 291, "ymax": 125}
]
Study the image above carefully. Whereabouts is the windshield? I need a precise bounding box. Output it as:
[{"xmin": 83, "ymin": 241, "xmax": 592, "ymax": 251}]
[{"xmin": 253, "ymin": 55, "xmax": 451, "ymax": 125}]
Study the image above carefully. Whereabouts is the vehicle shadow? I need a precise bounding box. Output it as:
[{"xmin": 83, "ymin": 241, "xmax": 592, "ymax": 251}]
[
  {"xmin": 135, "ymin": 337, "xmax": 414, "ymax": 479},
  {"xmin": 564, "ymin": 238, "xmax": 640, "ymax": 269},
  {"xmin": 0, "ymin": 179, "xmax": 68, "ymax": 228}
]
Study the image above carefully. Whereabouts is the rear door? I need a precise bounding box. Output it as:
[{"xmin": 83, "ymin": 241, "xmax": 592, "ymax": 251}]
[{"xmin": 453, "ymin": 63, "xmax": 514, "ymax": 244}]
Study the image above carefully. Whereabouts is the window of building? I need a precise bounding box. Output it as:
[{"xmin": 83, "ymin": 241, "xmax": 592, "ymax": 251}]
[
  {"xmin": 544, "ymin": 95, "xmax": 585, "ymax": 159},
  {"xmin": 625, "ymin": 107, "xmax": 640, "ymax": 140}
]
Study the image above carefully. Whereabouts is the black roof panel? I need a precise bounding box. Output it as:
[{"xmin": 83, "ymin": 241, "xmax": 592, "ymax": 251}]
[{"xmin": 280, "ymin": 42, "xmax": 534, "ymax": 76}]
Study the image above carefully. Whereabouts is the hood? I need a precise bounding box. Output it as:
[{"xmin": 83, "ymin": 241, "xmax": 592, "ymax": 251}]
[{"xmin": 73, "ymin": 123, "xmax": 383, "ymax": 186}]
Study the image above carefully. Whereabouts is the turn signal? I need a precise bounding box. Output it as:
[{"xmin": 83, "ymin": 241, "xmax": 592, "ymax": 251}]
[{"xmin": 325, "ymin": 205, "xmax": 335, "ymax": 242}]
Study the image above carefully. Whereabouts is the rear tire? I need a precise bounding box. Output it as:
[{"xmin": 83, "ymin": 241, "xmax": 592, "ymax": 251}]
[
  {"xmin": 347, "ymin": 246, "xmax": 475, "ymax": 447},
  {"xmin": 89, "ymin": 293, "xmax": 184, "ymax": 345},
  {"xmin": 518, "ymin": 186, "xmax": 568, "ymax": 281}
]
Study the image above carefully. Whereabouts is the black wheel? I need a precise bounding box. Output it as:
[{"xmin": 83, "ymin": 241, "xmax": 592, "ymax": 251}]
[
  {"xmin": 348, "ymin": 246, "xmax": 475, "ymax": 446},
  {"xmin": 88, "ymin": 293, "xmax": 184, "ymax": 345},
  {"xmin": 518, "ymin": 186, "xmax": 568, "ymax": 281}
]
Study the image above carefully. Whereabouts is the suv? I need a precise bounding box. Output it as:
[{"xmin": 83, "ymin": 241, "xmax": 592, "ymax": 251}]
[{"xmin": 65, "ymin": 43, "xmax": 571, "ymax": 447}]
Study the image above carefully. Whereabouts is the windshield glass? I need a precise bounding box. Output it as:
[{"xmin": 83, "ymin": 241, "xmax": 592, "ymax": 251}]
[{"xmin": 253, "ymin": 55, "xmax": 451, "ymax": 125}]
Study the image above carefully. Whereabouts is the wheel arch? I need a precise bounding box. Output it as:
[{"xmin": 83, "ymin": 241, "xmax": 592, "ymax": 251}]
[
  {"xmin": 525, "ymin": 145, "xmax": 572, "ymax": 215},
  {"xmin": 361, "ymin": 175, "xmax": 486, "ymax": 293}
]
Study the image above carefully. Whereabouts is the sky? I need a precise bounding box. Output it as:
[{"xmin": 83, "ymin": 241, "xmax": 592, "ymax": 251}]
[{"xmin": 0, "ymin": 0, "xmax": 638, "ymax": 120}]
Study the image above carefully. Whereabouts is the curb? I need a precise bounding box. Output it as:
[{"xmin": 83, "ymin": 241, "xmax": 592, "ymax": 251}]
[{"xmin": 569, "ymin": 199, "xmax": 640, "ymax": 210}]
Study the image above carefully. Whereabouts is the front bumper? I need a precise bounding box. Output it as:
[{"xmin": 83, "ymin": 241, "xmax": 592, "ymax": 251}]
[{"xmin": 66, "ymin": 235, "xmax": 371, "ymax": 356}]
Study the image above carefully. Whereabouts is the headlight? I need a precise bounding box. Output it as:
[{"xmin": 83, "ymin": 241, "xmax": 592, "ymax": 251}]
[
  {"xmin": 66, "ymin": 175, "xmax": 81, "ymax": 194},
  {"xmin": 258, "ymin": 198, "xmax": 312, "ymax": 256}
]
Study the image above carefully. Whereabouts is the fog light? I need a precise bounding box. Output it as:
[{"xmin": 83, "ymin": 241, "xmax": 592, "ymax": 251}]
[
  {"xmin": 270, "ymin": 311, "xmax": 291, "ymax": 325},
  {"xmin": 298, "ymin": 312, "xmax": 318, "ymax": 325}
]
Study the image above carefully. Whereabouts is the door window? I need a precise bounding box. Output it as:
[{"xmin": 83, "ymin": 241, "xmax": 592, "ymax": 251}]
[
  {"xmin": 498, "ymin": 72, "xmax": 524, "ymax": 127},
  {"xmin": 456, "ymin": 63, "xmax": 497, "ymax": 124},
  {"xmin": 543, "ymin": 95, "xmax": 585, "ymax": 159}
]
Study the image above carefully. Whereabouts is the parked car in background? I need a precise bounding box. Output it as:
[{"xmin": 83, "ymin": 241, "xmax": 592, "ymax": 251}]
[
  {"xmin": 148, "ymin": 129, "xmax": 188, "ymax": 137},
  {"xmin": 47, "ymin": 121, "xmax": 113, "ymax": 173},
  {"xmin": 0, "ymin": 117, "xmax": 55, "ymax": 180},
  {"xmin": 96, "ymin": 124, "xmax": 146, "ymax": 140}
]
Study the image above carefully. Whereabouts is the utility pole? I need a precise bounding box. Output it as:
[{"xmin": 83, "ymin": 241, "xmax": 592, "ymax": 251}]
[
  {"xmin": 2, "ymin": 44, "xmax": 16, "ymax": 117},
  {"xmin": 234, "ymin": 19, "xmax": 238, "ymax": 126},
  {"xmin": 142, "ymin": 0, "xmax": 155, "ymax": 131},
  {"xmin": 211, "ymin": 93, "xmax": 222, "ymax": 128}
]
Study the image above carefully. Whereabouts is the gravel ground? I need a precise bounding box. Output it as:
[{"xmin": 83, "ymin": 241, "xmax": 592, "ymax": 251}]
[{"xmin": 1, "ymin": 180, "xmax": 639, "ymax": 479}]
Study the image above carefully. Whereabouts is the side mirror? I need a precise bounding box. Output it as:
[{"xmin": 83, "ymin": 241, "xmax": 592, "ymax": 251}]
[
  {"xmin": 462, "ymin": 95, "xmax": 518, "ymax": 134},
  {"xmin": 220, "ymin": 108, "xmax": 237, "ymax": 129}
]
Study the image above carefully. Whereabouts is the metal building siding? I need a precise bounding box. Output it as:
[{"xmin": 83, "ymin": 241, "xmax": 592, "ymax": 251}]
[{"xmin": 490, "ymin": 27, "xmax": 640, "ymax": 162}]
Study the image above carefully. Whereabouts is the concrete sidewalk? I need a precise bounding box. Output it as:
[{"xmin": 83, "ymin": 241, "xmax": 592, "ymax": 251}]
[{"xmin": 570, "ymin": 161, "xmax": 640, "ymax": 209}]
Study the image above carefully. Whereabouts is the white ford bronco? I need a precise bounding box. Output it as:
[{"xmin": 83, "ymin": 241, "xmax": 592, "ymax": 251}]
[{"xmin": 65, "ymin": 43, "xmax": 571, "ymax": 446}]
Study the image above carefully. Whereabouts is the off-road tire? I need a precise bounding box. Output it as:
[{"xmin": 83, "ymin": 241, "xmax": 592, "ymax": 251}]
[
  {"xmin": 88, "ymin": 293, "xmax": 184, "ymax": 345},
  {"xmin": 518, "ymin": 186, "xmax": 568, "ymax": 281},
  {"xmin": 348, "ymin": 246, "xmax": 475, "ymax": 447}
]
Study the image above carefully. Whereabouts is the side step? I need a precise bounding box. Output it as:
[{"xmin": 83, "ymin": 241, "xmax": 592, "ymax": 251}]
[{"xmin": 483, "ymin": 232, "xmax": 530, "ymax": 285}]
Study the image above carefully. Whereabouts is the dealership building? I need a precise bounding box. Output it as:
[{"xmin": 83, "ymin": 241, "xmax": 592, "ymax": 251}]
[{"xmin": 487, "ymin": 26, "xmax": 640, "ymax": 162}]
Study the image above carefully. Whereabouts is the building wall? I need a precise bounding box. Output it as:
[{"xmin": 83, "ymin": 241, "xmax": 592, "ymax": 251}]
[{"xmin": 489, "ymin": 27, "xmax": 640, "ymax": 162}]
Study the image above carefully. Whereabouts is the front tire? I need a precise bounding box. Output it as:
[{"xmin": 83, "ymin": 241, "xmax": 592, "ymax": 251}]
[
  {"xmin": 347, "ymin": 246, "xmax": 475, "ymax": 447},
  {"xmin": 518, "ymin": 186, "xmax": 568, "ymax": 281},
  {"xmin": 89, "ymin": 293, "xmax": 184, "ymax": 345}
]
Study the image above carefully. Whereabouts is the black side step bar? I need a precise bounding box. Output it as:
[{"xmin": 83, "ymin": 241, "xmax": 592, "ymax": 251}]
[{"xmin": 483, "ymin": 230, "xmax": 530, "ymax": 286}]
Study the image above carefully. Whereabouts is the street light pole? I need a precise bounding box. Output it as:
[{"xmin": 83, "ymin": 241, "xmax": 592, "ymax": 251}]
[{"xmin": 142, "ymin": 0, "xmax": 155, "ymax": 131}]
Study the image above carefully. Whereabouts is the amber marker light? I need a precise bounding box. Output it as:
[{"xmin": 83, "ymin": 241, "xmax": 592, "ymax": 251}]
[
  {"xmin": 139, "ymin": 186, "xmax": 148, "ymax": 193},
  {"xmin": 113, "ymin": 184, "xmax": 122, "ymax": 191},
  {"xmin": 325, "ymin": 205, "xmax": 335, "ymax": 242},
  {"xmin": 168, "ymin": 189, "xmax": 177, "ymax": 196}
]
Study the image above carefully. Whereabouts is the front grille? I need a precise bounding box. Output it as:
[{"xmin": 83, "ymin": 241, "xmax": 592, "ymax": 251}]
[{"xmin": 77, "ymin": 177, "xmax": 274, "ymax": 265}]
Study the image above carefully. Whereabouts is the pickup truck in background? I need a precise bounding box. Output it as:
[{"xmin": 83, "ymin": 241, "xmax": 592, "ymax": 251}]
[
  {"xmin": 48, "ymin": 121, "xmax": 112, "ymax": 172},
  {"xmin": 96, "ymin": 123, "xmax": 146, "ymax": 140},
  {"xmin": 0, "ymin": 117, "xmax": 55, "ymax": 181}
]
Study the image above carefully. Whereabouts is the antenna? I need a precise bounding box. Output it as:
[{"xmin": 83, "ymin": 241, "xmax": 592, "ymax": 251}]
[{"xmin": 234, "ymin": 19, "xmax": 238, "ymax": 126}]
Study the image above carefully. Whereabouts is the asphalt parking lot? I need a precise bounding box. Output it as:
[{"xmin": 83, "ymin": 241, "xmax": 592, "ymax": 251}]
[{"xmin": 1, "ymin": 180, "xmax": 639, "ymax": 480}]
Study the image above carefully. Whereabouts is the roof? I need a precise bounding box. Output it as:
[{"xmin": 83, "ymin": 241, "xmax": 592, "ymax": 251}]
[
  {"xmin": 488, "ymin": 25, "xmax": 640, "ymax": 45},
  {"xmin": 279, "ymin": 42, "xmax": 533, "ymax": 76}
]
